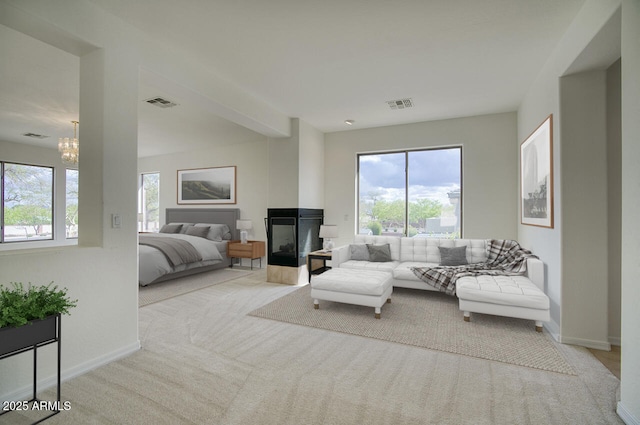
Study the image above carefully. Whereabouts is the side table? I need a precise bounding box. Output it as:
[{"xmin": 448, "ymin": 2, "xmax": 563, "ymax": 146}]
[
  {"xmin": 227, "ymin": 240, "xmax": 265, "ymax": 269},
  {"xmin": 307, "ymin": 250, "xmax": 332, "ymax": 283}
]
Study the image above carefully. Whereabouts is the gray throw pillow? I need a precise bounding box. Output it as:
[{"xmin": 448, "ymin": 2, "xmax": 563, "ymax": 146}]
[
  {"xmin": 349, "ymin": 244, "xmax": 369, "ymax": 261},
  {"xmin": 367, "ymin": 244, "xmax": 392, "ymax": 262},
  {"xmin": 194, "ymin": 223, "xmax": 230, "ymax": 241},
  {"xmin": 159, "ymin": 224, "xmax": 182, "ymax": 233},
  {"xmin": 439, "ymin": 246, "xmax": 468, "ymax": 266},
  {"xmin": 185, "ymin": 225, "xmax": 210, "ymax": 238}
]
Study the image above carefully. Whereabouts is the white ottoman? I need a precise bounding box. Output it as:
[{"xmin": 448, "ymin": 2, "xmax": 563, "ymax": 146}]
[
  {"xmin": 311, "ymin": 269, "xmax": 393, "ymax": 319},
  {"xmin": 457, "ymin": 275, "xmax": 550, "ymax": 332}
]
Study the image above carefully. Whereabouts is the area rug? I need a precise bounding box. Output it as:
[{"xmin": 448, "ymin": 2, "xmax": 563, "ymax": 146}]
[
  {"xmin": 139, "ymin": 268, "xmax": 252, "ymax": 307},
  {"xmin": 249, "ymin": 285, "xmax": 575, "ymax": 375}
]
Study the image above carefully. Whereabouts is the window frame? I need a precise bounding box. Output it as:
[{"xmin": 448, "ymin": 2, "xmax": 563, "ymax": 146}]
[
  {"xmin": 138, "ymin": 172, "xmax": 160, "ymax": 233},
  {"xmin": 357, "ymin": 146, "xmax": 463, "ymax": 238},
  {"xmin": 1, "ymin": 161, "xmax": 55, "ymax": 243}
]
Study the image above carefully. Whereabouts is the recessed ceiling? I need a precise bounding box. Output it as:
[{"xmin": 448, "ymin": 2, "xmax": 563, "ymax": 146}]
[{"xmin": 1, "ymin": 0, "xmax": 589, "ymax": 157}]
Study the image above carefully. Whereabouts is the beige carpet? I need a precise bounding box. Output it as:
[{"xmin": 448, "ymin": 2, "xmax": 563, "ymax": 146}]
[
  {"xmin": 250, "ymin": 285, "xmax": 575, "ymax": 375},
  {"xmin": 139, "ymin": 268, "xmax": 251, "ymax": 306},
  {"xmin": 3, "ymin": 272, "xmax": 622, "ymax": 425}
]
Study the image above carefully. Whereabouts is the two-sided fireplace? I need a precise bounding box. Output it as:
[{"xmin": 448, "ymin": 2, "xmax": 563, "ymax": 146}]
[{"xmin": 266, "ymin": 208, "xmax": 324, "ymax": 268}]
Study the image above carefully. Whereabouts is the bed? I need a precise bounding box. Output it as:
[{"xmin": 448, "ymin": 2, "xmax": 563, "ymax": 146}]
[{"xmin": 138, "ymin": 208, "xmax": 240, "ymax": 286}]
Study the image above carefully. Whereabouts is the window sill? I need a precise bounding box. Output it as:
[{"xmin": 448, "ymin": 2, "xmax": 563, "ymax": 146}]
[{"xmin": 0, "ymin": 238, "xmax": 78, "ymax": 255}]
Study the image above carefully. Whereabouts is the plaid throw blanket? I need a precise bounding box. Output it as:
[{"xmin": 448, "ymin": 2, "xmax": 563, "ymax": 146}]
[{"xmin": 411, "ymin": 240, "xmax": 537, "ymax": 296}]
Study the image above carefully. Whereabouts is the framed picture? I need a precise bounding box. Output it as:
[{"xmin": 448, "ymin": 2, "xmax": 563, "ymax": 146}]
[
  {"xmin": 520, "ymin": 115, "xmax": 553, "ymax": 228},
  {"xmin": 177, "ymin": 166, "xmax": 236, "ymax": 204}
]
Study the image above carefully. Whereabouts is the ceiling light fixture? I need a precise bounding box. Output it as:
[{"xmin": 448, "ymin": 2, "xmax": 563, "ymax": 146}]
[
  {"xmin": 58, "ymin": 120, "xmax": 79, "ymax": 165},
  {"xmin": 344, "ymin": 120, "xmax": 355, "ymax": 125}
]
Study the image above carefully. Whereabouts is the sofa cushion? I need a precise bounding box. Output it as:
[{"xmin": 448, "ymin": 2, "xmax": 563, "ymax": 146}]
[
  {"xmin": 341, "ymin": 260, "xmax": 399, "ymax": 273},
  {"xmin": 353, "ymin": 235, "xmax": 401, "ymax": 260},
  {"xmin": 392, "ymin": 261, "xmax": 439, "ymax": 281},
  {"xmin": 367, "ymin": 244, "xmax": 392, "ymax": 262},
  {"xmin": 349, "ymin": 244, "xmax": 369, "ymax": 261},
  {"xmin": 456, "ymin": 275, "xmax": 549, "ymax": 310},
  {"xmin": 311, "ymin": 269, "xmax": 392, "ymax": 296},
  {"xmin": 400, "ymin": 238, "xmax": 488, "ymax": 264},
  {"xmin": 439, "ymin": 246, "xmax": 468, "ymax": 266}
]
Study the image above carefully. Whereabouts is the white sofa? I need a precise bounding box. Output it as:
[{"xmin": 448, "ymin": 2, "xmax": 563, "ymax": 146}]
[{"xmin": 330, "ymin": 235, "xmax": 549, "ymax": 331}]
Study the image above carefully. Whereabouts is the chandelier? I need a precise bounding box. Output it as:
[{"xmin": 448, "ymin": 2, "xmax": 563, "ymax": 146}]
[{"xmin": 58, "ymin": 120, "xmax": 79, "ymax": 165}]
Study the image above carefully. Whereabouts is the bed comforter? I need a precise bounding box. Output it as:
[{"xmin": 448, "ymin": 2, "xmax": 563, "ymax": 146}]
[{"xmin": 139, "ymin": 233, "xmax": 225, "ymax": 286}]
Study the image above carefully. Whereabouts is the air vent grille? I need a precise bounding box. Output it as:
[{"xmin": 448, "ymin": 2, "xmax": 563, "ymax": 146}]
[
  {"xmin": 145, "ymin": 97, "xmax": 178, "ymax": 108},
  {"xmin": 386, "ymin": 98, "xmax": 413, "ymax": 110},
  {"xmin": 23, "ymin": 132, "xmax": 49, "ymax": 139}
]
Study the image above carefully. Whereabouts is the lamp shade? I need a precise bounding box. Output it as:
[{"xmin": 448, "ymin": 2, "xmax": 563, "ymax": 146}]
[
  {"xmin": 236, "ymin": 219, "xmax": 252, "ymax": 230},
  {"xmin": 319, "ymin": 225, "xmax": 338, "ymax": 239}
]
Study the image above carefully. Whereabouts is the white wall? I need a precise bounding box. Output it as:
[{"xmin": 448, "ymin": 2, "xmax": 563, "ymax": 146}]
[
  {"xmin": 298, "ymin": 119, "xmax": 325, "ymax": 209},
  {"xmin": 0, "ymin": 32, "xmax": 140, "ymax": 400},
  {"xmin": 138, "ymin": 137, "xmax": 270, "ymax": 244},
  {"xmin": 268, "ymin": 120, "xmax": 300, "ymax": 208},
  {"xmin": 324, "ymin": 112, "xmax": 518, "ymax": 248},
  {"xmin": 559, "ymin": 70, "xmax": 609, "ymax": 348},
  {"xmin": 517, "ymin": 0, "xmax": 621, "ymax": 343},
  {"xmin": 619, "ymin": 0, "xmax": 640, "ymax": 422},
  {"xmin": 606, "ymin": 59, "xmax": 622, "ymax": 346}
]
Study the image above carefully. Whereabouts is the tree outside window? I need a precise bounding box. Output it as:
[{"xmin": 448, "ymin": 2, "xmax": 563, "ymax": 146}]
[
  {"xmin": 138, "ymin": 173, "xmax": 159, "ymax": 232},
  {"xmin": 66, "ymin": 169, "xmax": 78, "ymax": 238},
  {"xmin": 2, "ymin": 162, "xmax": 54, "ymax": 242}
]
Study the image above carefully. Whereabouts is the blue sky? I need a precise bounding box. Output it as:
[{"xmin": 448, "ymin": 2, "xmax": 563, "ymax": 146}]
[{"xmin": 359, "ymin": 148, "xmax": 461, "ymax": 204}]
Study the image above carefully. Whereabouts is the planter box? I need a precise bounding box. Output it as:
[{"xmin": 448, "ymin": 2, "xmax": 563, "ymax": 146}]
[{"xmin": 0, "ymin": 314, "xmax": 59, "ymax": 357}]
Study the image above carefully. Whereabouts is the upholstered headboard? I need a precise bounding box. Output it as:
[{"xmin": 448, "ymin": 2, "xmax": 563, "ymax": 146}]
[{"xmin": 165, "ymin": 208, "xmax": 240, "ymax": 240}]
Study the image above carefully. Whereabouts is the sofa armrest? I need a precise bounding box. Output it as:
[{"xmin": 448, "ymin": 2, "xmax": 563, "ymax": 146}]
[
  {"xmin": 331, "ymin": 245, "xmax": 350, "ymax": 268},
  {"xmin": 526, "ymin": 257, "xmax": 545, "ymax": 292}
]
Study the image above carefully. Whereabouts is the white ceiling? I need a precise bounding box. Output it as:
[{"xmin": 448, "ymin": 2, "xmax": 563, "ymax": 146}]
[{"xmin": 0, "ymin": 0, "xmax": 588, "ymax": 158}]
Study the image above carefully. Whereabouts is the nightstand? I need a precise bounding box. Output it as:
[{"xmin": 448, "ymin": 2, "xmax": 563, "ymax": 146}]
[
  {"xmin": 227, "ymin": 240, "xmax": 265, "ymax": 269},
  {"xmin": 307, "ymin": 250, "xmax": 332, "ymax": 283}
]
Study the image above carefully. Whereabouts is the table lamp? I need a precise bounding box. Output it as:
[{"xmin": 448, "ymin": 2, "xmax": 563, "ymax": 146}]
[
  {"xmin": 236, "ymin": 219, "xmax": 252, "ymax": 244},
  {"xmin": 319, "ymin": 224, "xmax": 338, "ymax": 251}
]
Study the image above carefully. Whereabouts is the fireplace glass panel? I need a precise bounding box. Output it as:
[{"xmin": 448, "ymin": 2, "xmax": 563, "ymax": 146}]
[
  {"xmin": 299, "ymin": 217, "xmax": 321, "ymax": 261},
  {"xmin": 267, "ymin": 208, "xmax": 324, "ymax": 267},
  {"xmin": 271, "ymin": 217, "xmax": 296, "ymax": 260}
]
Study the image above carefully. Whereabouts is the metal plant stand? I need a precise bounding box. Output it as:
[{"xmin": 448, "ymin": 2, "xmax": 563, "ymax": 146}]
[{"xmin": 0, "ymin": 314, "xmax": 62, "ymax": 424}]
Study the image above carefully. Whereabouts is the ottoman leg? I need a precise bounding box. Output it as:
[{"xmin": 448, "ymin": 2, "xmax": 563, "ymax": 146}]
[
  {"xmin": 375, "ymin": 306, "xmax": 381, "ymax": 319},
  {"xmin": 314, "ymin": 299, "xmax": 319, "ymax": 310},
  {"xmin": 535, "ymin": 321, "xmax": 543, "ymax": 332},
  {"xmin": 463, "ymin": 311, "xmax": 471, "ymax": 322},
  {"xmin": 387, "ymin": 298, "xmax": 391, "ymax": 303}
]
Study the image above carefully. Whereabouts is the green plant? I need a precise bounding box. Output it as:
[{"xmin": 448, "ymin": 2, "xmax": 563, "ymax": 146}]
[
  {"xmin": 0, "ymin": 282, "xmax": 77, "ymax": 328},
  {"xmin": 368, "ymin": 221, "xmax": 382, "ymax": 235}
]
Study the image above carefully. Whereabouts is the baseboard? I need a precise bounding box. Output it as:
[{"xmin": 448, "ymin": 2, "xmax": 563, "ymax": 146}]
[
  {"xmin": 559, "ymin": 335, "xmax": 611, "ymax": 351},
  {"xmin": 1, "ymin": 340, "xmax": 140, "ymax": 402},
  {"xmin": 543, "ymin": 318, "xmax": 561, "ymax": 342},
  {"xmin": 617, "ymin": 401, "xmax": 640, "ymax": 425},
  {"xmin": 609, "ymin": 336, "xmax": 621, "ymax": 346}
]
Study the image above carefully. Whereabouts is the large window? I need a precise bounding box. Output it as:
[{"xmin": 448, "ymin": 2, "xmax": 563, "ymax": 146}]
[
  {"xmin": 1, "ymin": 162, "xmax": 54, "ymax": 242},
  {"xmin": 65, "ymin": 169, "xmax": 79, "ymax": 238},
  {"xmin": 138, "ymin": 172, "xmax": 159, "ymax": 232},
  {"xmin": 358, "ymin": 147, "xmax": 462, "ymax": 238}
]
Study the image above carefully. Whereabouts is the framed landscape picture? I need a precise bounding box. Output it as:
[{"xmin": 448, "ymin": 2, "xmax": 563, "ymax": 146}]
[
  {"xmin": 177, "ymin": 166, "xmax": 236, "ymax": 204},
  {"xmin": 520, "ymin": 115, "xmax": 553, "ymax": 228}
]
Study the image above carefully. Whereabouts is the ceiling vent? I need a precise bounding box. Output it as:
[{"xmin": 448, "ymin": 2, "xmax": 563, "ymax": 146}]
[
  {"xmin": 387, "ymin": 98, "xmax": 413, "ymax": 110},
  {"xmin": 144, "ymin": 97, "xmax": 178, "ymax": 108},
  {"xmin": 23, "ymin": 132, "xmax": 49, "ymax": 139}
]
